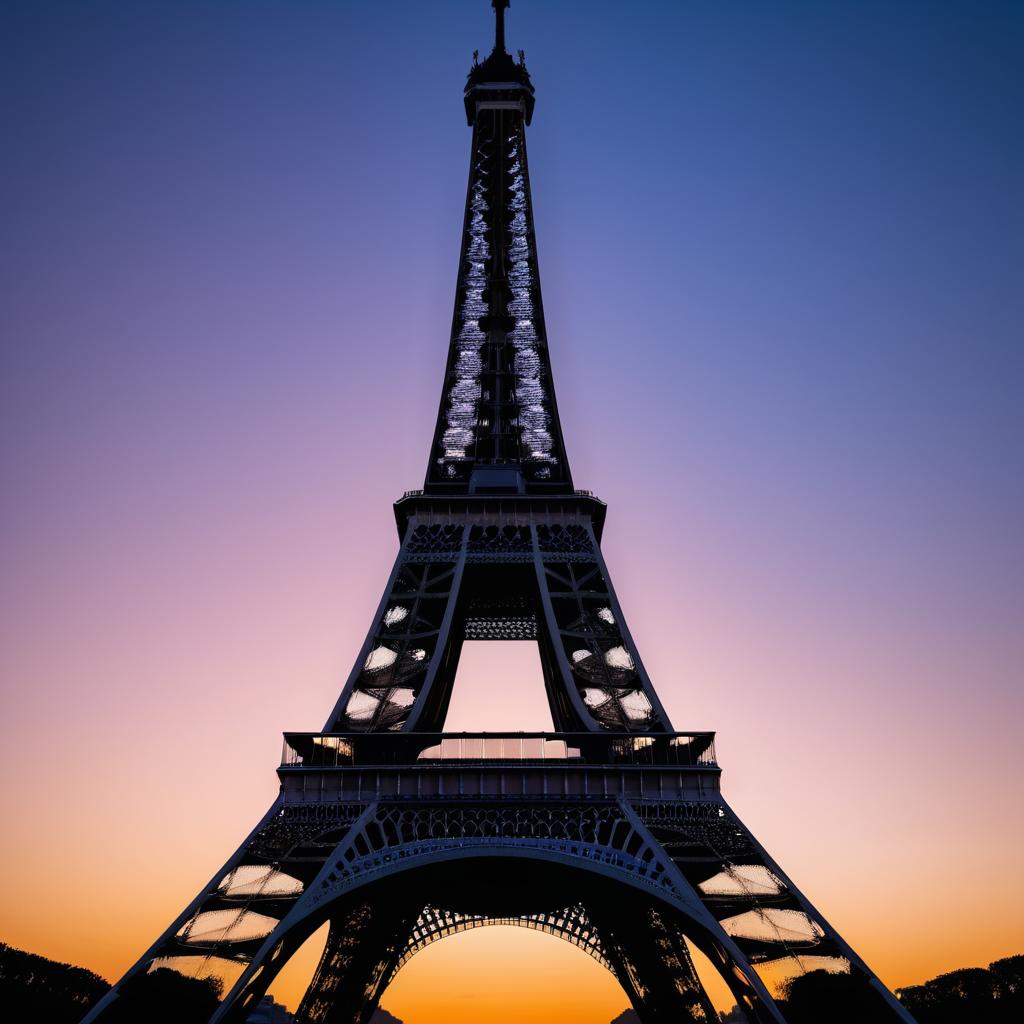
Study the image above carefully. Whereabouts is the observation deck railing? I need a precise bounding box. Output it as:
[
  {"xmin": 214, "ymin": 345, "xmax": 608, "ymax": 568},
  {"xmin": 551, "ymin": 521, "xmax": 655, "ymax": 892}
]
[
  {"xmin": 399, "ymin": 489, "xmax": 598, "ymax": 500},
  {"xmin": 280, "ymin": 731, "xmax": 717, "ymax": 770}
]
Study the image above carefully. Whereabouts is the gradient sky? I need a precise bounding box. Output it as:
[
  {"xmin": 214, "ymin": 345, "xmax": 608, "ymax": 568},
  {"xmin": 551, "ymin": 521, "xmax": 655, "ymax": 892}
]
[{"xmin": 1, "ymin": 0, "xmax": 1022, "ymax": 1019}]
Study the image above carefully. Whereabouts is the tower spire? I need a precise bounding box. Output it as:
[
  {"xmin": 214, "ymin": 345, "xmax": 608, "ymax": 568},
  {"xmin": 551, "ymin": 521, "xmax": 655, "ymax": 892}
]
[{"xmin": 493, "ymin": 0, "xmax": 510, "ymax": 54}]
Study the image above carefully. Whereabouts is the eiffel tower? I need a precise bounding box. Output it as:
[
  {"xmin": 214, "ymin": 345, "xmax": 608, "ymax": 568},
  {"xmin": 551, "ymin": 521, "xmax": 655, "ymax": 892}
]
[{"xmin": 82, "ymin": 5, "xmax": 916, "ymax": 1023}]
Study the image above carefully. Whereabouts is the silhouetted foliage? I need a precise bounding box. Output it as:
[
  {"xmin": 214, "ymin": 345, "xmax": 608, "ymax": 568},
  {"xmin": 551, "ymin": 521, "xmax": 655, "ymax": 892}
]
[
  {"xmin": 103, "ymin": 967, "xmax": 223, "ymax": 1023},
  {"xmin": 988, "ymin": 954, "xmax": 1024, "ymax": 1006},
  {"xmin": 778, "ymin": 969, "xmax": 903, "ymax": 1023},
  {"xmin": 0, "ymin": 941, "xmax": 109, "ymax": 1023},
  {"xmin": 897, "ymin": 955, "xmax": 1024, "ymax": 1023},
  {"xmin": 898, "ymin": 967, "xmax": 994, "ymax": 1022},
  {"xmin": 7, "ymin": 939, "xmax": 1024, "ymax": 1024}
]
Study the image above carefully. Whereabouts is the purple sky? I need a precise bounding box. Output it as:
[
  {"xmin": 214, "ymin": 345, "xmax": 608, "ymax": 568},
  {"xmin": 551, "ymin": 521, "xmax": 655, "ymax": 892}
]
[{"xmin": 1, "ymin": 0, "xmax": 1022, "ymax": 1012}]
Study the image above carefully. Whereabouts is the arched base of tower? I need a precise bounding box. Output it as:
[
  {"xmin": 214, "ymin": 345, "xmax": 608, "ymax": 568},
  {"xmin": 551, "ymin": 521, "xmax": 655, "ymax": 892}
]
[{"xmin": 202, "ymin": 851, "xmax": 783, "ymax": 1024}]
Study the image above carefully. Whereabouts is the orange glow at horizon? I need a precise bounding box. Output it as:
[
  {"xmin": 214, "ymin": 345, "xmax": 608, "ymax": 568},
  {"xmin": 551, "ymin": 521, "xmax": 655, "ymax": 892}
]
[
  {"xmin": 2, "ymin": 608, "xmax": 1023, "ymax": 1018},
  {"xmin": 2, "ymin": 2, "xmax": 1023, "ymax": 1014},
  {"xmin": 3, "ymin": 611, "xmax": 1022, "ymax": 1020},
  {"xmin": 372, "ymin": 928, "xmax": 629, "ymax": 1024}
]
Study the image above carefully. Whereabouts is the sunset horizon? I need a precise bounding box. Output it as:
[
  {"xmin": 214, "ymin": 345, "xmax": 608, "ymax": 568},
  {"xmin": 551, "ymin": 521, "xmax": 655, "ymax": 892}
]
[{"xmin": 2, "ymin": 2, "xmax": 1021, "ymax": 1023}]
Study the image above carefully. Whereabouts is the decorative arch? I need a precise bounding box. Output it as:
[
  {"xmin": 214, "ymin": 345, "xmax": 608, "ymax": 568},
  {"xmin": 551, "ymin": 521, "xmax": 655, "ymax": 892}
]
[
  {"xmin": 393, "ymin": 902, "xmax": 612, "ymax": 975},
  {"xmin": 207, "ymin": 801, "xmax": 788, "ymax": 1024}
]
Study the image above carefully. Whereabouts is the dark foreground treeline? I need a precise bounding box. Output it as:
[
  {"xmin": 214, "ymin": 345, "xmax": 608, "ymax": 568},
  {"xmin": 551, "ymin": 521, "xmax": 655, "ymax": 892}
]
[
  {"xmin": 2, "ymin": 940, "xmax": 1022, "ymax": 1023},
  {"xmin": 715, "ymin": 954, "xmax": 1024, "ymax": 1023},
  {"xmin": 895, "ymin": 955, "xmax": 1023, "ymax": 1024},
  {"xmin": 0, "ymin": 942, "xmax": 109, "ymax": 1022},
  {"xmin": 0, "ymin": 945, "xmax": 222, "ymax": 1023},
  {"xmin": 0, "ymin": 943, "xmax": 405, "ymax": 1023}
]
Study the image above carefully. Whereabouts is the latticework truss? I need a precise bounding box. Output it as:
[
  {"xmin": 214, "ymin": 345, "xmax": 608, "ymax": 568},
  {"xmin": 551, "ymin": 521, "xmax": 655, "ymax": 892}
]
[
  {"xmin": 78, "ymin": 6, "xmax": 917, "ymax": 1024},
  {"xmin": 395, "ymin": 903, "xmax": 610, "ymax": 973}
]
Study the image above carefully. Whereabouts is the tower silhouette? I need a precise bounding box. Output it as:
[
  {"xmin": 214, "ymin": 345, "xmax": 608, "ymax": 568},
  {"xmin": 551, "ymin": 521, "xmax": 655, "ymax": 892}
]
[{"xmin": 82, "ymin": 5, "xmax": 915, "ymax": 1023}]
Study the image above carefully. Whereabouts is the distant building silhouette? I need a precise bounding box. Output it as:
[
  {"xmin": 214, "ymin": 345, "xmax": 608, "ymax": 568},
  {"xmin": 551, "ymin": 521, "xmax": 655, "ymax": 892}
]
[
  {"xmin": 608, "ymin": 1011, "xmax": 641, "ymax": 1024},
  {"xmin": 240, "ymin": 998, "xmax": 405, "ymax": 1024},
  {"xmin": 718, "ymin": 1007, "xmax": 748, "ymax": 1024},
  {"xmin": 368, "ymin": 1010, "xmax": 405, "ymax": 1024},
  {"xmin": 246, "ymin": 994, "xmax": 293, "ymax": 1023}
]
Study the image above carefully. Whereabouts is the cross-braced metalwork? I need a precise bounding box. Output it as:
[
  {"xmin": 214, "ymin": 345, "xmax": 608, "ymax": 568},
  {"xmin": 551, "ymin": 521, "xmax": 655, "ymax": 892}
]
[
  {"xmin": 80, "ymin": 4, "xmax": 916, "ymax": 1024},
  {"xmin": 395, "ymin": 903, "xmax": 610, "ymax": 972}
]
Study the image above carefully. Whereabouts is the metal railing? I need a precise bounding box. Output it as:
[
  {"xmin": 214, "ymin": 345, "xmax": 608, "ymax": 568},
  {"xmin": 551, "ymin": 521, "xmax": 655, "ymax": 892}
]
[
  {"xmin": 397, "ymin": 489, "xmax": 600, "ymax": 501},
  {"xmin": 281, "ymin": 731, "xmax": 716, "ymax": 770}
]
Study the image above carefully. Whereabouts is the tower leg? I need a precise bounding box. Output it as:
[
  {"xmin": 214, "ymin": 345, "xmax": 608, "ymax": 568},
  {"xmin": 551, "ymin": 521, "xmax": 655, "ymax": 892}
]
[
  {"xmin": 532, "ymin": 522, "xmax": 675, "ymax": 732},
  {"xmin": 79, "ymin": 799, "xmax": 305, "ymax": 1024},
  {"xmin": 295, "ymin": 900, "xmax": 421, "ymax": 1024},
  {"xmin": 322, "ymin": 520, "xmax": 469, "ymax": 734},
  {"xmin": 635, "ymin": 800, "xmax": 915, "ymax": 1023},
  {"xmin": 81, "ymin": 800, "xmax": 371, "ymax": 1024},
  {"xmin": 591, "ymin": 900, "xmax": 721, "ymax": 1024}
]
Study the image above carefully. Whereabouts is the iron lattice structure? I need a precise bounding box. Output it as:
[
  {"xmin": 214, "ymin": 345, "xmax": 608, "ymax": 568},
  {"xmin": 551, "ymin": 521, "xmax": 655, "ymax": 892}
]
[{"xmin": 82, "ymin": 5, "xmax": 916, "ymax": 1024}]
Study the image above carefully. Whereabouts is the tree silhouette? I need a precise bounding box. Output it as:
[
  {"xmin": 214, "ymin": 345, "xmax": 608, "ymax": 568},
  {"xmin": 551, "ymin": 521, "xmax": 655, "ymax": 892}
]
[
  {"xmin": 897, "ymin": 956, "xmax": 1024, "ymax": 1023},
  {"xmin": 0, "ymin": 942, "xmax": 108, "ymax": 1023},
  {"xmin": 102, "ymin": 967, "xmax": 223, "ymax": 1023},
  {"xmin": 778, "ymin": 968, "xmax": 905, "ymax": 1023},
  {"xmin": 989, "ymin": 954, "xmax": 1024, "ymax": 1016},
  {"xmin": 5, "ymin": 938, "xmax": 1024, "ymax": 1023}
]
